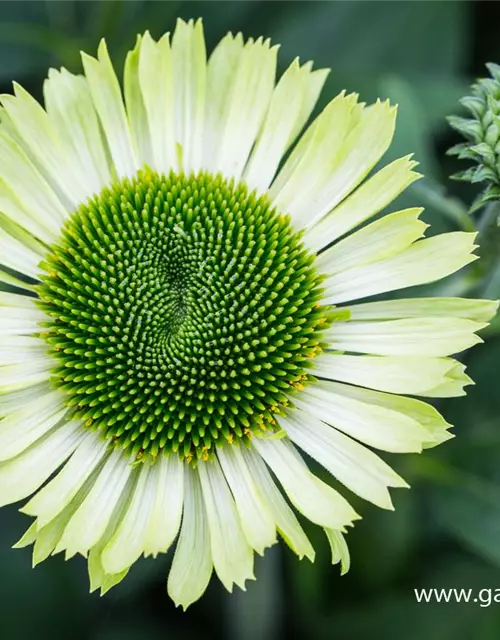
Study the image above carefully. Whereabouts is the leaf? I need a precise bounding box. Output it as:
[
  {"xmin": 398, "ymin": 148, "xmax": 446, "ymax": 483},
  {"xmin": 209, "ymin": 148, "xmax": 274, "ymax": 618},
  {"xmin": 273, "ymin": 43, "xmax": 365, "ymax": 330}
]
[
  {"xmin": 431, "ymin": 473, "xmax": 500, "ymax": 567},
  {"xmin": 271, "ymin": 1, "xmax": 468, "ymax": 76}
]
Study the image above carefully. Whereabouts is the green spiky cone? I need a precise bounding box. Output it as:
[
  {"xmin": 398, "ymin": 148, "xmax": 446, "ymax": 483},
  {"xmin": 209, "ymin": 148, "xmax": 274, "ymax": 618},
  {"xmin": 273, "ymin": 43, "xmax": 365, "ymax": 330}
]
[{"xmin": 448, "ymin": 63, "xmax": 500, "ymax": 212}]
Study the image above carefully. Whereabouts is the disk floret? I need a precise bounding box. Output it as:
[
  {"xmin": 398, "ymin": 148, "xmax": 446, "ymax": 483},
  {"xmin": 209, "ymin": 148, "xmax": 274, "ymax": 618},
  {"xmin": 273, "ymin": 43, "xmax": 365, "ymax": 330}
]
[{"xmin": 37, "ymin": 170, "xmax": 329, "ymax": 462}]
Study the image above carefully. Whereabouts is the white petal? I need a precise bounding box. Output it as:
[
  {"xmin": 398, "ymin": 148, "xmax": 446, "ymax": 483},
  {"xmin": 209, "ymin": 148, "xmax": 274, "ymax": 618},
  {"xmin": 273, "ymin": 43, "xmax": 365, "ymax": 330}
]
[
  {"xmin": 203, "ymin": 32, "xmax": 243, "ymax": 171},
  {"xmin": 88, "ymin": 556, "xmax": 128, "ymax": 595},
  {"xmin": 171, "ymin": 19, "xmax": 207, "ymax": 173},
  {"xmin": 0, "ymin": 134, "xmax": 66, "ymax": 241},
  {"xmin": 0, "ymin": 383, "xmax": 49, "ymax": 414},
  {"xmin": 240, "ymin": 446, "xmax": 315, "ymax": 561},
  {"xmin": 82, "ymin": 40, "xmax": 139, "ymax": 178},
  {"xmin": 325, "ymin": 529, "xmax": 350, "ymax": 575},
  {"xmin": 281, "ymin": 408, "xmax": 407, "ymax": 509},
  {"xmin": 101, "ymin": 462, "xmax": 157, "ymax": 574},
  {"xmin": 124, "ymin": 36, "xmax": 153, "ymax": 168},
  {"xmin": 270, "ymin": 92, "xmax": 361, "ymax": 219},
  {"xmin": 0, "ymin": 419, "xmax": 83, "ymax": 507},
  {"xmin": 56, "ymin": 448, "xmax": 133, "ymax": 558},
  {"xmin": 244, "ymin": 59, "xmax": 329, "ymax": 193},
  {"xmin": 0, "ymin": 388, "xmax": 67, "ymax": 461},
  {"xmin": 44, "ymin": 68, "xmax": 112, "ymax": 197},
  {"xmin": 252, "ymin": 437, "xmax": 359, "ymax": 529},
  {"xmin": 0, "ymin": 357, "xmax": 54, "ymax": 392},
  {"xmin": 138, "ymin": 31, "xmax": 177, "ymax": 174},
  {"xmin": 168, "ymin": 465, "xmax": 213, "ymax": 610},
  {"xmin": 217, "ymin": 445, "xmax": 277, "ymax": 555},
  {"xmin": 296, "ymin": 380, "xmax": 453, "ymax": 451},
  {"xmin": 343, "ymin": 297, "xmax": 499, "ymax": 323},
  {"xmin": 0, "ymin": 290, "xmax": 40, "ymax": 309},
  {"xmin": 204, "ymin": 35, "xmax": 277, "ymax": 180},
  {"xmin": 294, "ymin": 383, "xmax": 428, "ymax": 452},
  {"xmin": 316, "ymin": 208, "xmax": 427, "ymax": 274},
  {"xmin": 272, "ymin": 99, "xmax": 397, "ymax": 228},
  {"xmin": 21, "ymin": 430, "xmax": 109, "ymax": 527},
  {"xmin": 31, "ymin": 502, "xmax": 80, "ymax": 567},
  {"xmin": 0, "ymin": 226, "xmax": 42, "ymax": 279},
  {"xmin": 312, "ymin": 353, "xmax": 472, "ymax": 397},
  {"xmin": 198, "ymin": 458, "xmax": 254, "ymax": 592},
  {"xmin": 0, "ymin": 267, "xmax": 37, "ymax": 292},
  {"xmin": 1, "ymin": 84, "xmax": 90, "ymax": 209},
  {"xmin": 302, "ymin": 155, "xmax": 420, "ymax": 252},
  {"xmin": 0, "ymin": 336, "xmax": 48, "ymax": 366},
  {"xmin": 86, "ymin": 475, "xmax": 138, "ymax": 595},
  {"xmin": 323, "ymin": 232, "xmax": 478, "ymax": 304},
  {"xmin": 325, "ymin": 317, "xmax": 486, "ymax": 357},
  {"xmin": 143, "ymin": 454, "xmax": 184, "ymax": 557},
  {"xmin": 0, "ymin": 299, "xmax": 46, "ymax": 323}
]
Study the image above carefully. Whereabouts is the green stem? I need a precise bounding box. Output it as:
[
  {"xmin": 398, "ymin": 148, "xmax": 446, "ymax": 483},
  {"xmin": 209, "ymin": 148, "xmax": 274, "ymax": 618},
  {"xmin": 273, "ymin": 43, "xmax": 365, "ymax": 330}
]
[{"xmin": 224, "ymin": 546, "xmax": 283, "ymax": 640}]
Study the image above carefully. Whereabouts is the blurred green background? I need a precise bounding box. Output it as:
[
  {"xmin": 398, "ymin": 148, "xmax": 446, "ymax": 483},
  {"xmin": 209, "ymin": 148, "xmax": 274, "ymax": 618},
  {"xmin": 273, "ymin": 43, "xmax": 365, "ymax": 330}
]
[{"xmin": 2, "ymin": 1, "xmax": 500, "ymax": 639}]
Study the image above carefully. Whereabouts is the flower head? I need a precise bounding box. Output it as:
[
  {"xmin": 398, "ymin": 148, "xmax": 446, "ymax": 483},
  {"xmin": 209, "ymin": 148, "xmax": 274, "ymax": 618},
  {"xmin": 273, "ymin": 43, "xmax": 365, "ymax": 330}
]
[{"xmin": 0, "ymin": 19, "xmax": 496, "ymax": 608}]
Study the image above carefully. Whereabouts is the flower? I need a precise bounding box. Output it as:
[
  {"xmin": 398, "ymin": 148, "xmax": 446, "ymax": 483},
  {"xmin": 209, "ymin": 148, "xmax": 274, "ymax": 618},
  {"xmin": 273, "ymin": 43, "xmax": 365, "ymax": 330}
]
[{"xmin": 0, "ymin": 18, "xmax": 496, "ymax": 608}]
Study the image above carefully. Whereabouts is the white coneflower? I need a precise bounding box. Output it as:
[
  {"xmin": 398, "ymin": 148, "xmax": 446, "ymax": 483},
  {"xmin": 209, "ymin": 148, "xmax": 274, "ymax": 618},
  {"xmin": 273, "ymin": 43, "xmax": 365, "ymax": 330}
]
[{"xmin": 0, "ymin": 18, "xmax": 496, "ymax": 608}]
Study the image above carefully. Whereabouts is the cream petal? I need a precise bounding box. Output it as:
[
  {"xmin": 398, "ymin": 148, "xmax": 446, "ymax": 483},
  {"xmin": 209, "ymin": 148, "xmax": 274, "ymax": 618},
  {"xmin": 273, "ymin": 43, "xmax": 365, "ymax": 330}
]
[
  {"xmin": 316, "ymin": 208, "xmax": 427, "ymax": 274},
  {"xmin": 0, "ymin": 383, "xmax": 50, "ymax": 414},
  {"xmin": 198, "ymin": 458, "xmax": 254, "ymax": 592},
  {"xmin": 312, "ymin": 353, "xmax": 472, "ymax": 397},
  {"xmin": 0, "ymin": 357, "xmax": 54, "ymax": 393},
  {"xmin": 143, "ymin": 454, "xmax": 184, "ymax": 557},
  {"xmin": 0, "ymin": 388, "xmax": 67, "ymax": 461},
  {"xmin": 296, "ymin": 380, "xmax": 453, "ymax": 450},
  {"xmin": 0, "ymin": 336, "xmax": 48, "ymax": 367},
  {"xmin": 324, "ymin": 317, "xmax": 486, "ymax": 357},
  {"xmin": 217, "ymin": 445, "xmax": 277, "ymax": 555},
  {"xmin": 343, "ymin": 297, "xmax": 499, "ymax": 323},
  {"xmin": 281, "ymin": 408, "xmax": 407, "ymax": 509},
  {"xmin": 244, "ymin": 59, "xmax": 328, "ymax": 193},
  {"xmin": 325, "ymin": 529, "xmax": 350, "ymax": 575},
  {"xmin": 82, "ymin": 40, "xmax": 139, "ymax": 178},
  {"xmin": 0, "ymin": 419, "xmax": 83, "ymax": 507},
  {"xmin": 0, "ymin": 134, "xmax": 66, "ymax": 241},
  {"xmin": 240, "ymin": 446, "xmax": 315, "ymax": 561},
  {"xmin": 204, "ymin": 34, "xmax": 277, "ymax": 180},
  {"xmin": 270, "ymin": 92, "xmax": 361, "ymax": 219},
  {"xmin": 44, "ymin": 68, "xmax": 112, "ymax": 197},
  {"xmin": 1, "ymin": 84, "xmax": 89, "ymax": 208},
  {"xmin": 168, "ymin": 466, "xmax": 213, "ymax": 610},
  {"xmin": 302, "ymin": 155, "xmax": 420, "ymax": 252},
  {"xmin": 252, "ymin": 437, "xmax": 359, "ymax": 529},
  {"xmin": 55, "ymin": 449, "xmax": 133, "ymax": 558},
  {"xmin": 323, "ymin": 232, "xmax": 478, "ymax": 304},
  {"xmin": 123, "ymin": 35, "xmax": 153, "ymax": 168},
  {"xmin": 171, "ymin": 19, "xmax": 207, "ymax": 173},
  {"xmin": 137, "ymin": 31, "xmax": 177, "ymax": 174},
  {"xmin": 101, "ymin": 462, "xmax": 157, "ymax": 574},
  {"xmin": 0, "ymin": 226, "xmax": 42, "ymax": 279},
  {"xmin": 272, "ymin": 99, "xmax": 397, "ymax": 229},
  {"xmin": 21, "ymin": 430, "xmax": 109, "ymax": 527}
]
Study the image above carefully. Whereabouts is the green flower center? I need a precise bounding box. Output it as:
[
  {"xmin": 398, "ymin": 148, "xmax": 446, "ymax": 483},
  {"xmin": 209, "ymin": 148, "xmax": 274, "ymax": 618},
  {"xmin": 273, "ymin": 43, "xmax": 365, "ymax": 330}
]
[{"xmin": 37, "ymin": 170, "xmax": 329, "ymax": 462}]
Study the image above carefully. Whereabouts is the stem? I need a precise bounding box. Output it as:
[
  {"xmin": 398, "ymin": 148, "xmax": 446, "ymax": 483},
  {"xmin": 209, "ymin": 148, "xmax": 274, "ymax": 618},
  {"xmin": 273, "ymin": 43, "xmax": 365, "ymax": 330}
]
[{"xmin": 224, "ymin": 546, "xmax": 283, "ymax": 640}]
